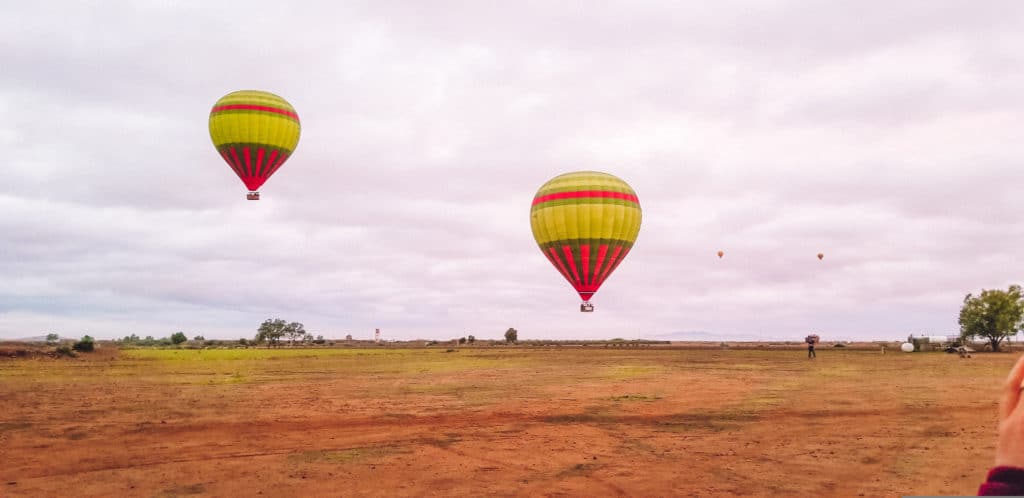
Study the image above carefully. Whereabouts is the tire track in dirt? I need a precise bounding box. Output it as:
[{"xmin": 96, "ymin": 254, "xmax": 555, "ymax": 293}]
[
  {"xmin": 8, "ymin": 404, "xmax": 688, "ymax": 493},
  {"xmin": 39, "ymin": 401, "xmax": 988, "ymax": 442},
  {"xmin": 10, "ymin": 401, "xmax": 995, "ymax": 480},
  {"xmin": 422, "ymin": 434, "xmax": 629, "ymax": 497}
]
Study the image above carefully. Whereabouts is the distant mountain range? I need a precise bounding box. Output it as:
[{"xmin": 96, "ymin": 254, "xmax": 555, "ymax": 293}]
[{"xmin": 639, "ymin": 330, "xmax": 790, "ymax": 342}]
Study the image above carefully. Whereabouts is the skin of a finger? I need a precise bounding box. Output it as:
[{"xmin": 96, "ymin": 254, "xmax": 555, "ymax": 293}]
[
  {"xmin": 996, "ymin": 411, "xmax": 1024, "ymax": 467},
  {"xmin": 1002, "ymin": 355, "xmax": 1024, "ymax": 421},
  {"xmin": 995, "ymin": 355, "xmax": 1024, "ymax": 467}
]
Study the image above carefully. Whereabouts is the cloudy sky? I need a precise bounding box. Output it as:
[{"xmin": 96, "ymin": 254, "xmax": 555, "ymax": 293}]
[{"xmin": 2, "ymin": 1, "xmax": 1022, "ymax": 341}]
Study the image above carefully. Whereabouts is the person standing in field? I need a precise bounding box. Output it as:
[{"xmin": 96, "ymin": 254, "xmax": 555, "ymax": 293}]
[{"xmin": 805, "ymin": 334, "xmax": 818, "ymax": 359}]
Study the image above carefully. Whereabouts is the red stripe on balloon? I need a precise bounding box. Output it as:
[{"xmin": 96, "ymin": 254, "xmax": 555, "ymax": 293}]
[
  {"xmin": 243, "ymin": 147, "xmax": 252, "ymax": 176},
  {"xmin": 599, "ymin": 246, "xmax": 624, "ymax": 283},
  {"xmin": 580, "ymin": 244, "xmax": 591, "ymax": 285},
  {"xmin": 255, "ymin": 148, "xmax": 266, "ymax": 177},
  {"xmin": 610, "ymin": 246, "xmax": 632, "ymax": 274},
  {"xmin": 211, "ymin": 104, "xmax": 299, "ymax": 120},
  {"xmin": 592, "ymin": 244, "xmax": 609, "ymax": 286},
  {"xmin": 562, "ymin": 245, "xmax": 581, "ymax": 284},
  {"xmin": 532, "ymin": 190, "xmax": 639, "ymax": 205},
  {"xmin": 228, "ymin": 148, "xmax": 242, "ymax": 176},
  {"xmin": 547, "ymin": 247, "xmax": 572, "ymax": 282},
  {"xmin": 221, "ymin": 150, "xmax": 243, "ymax": 178},
  {"xmin": 263, "ymin": 150, "xmax": 280, "ymax": 178},
  {"xmin": 264, "ymin": 151, "xmax": 289, "ymax": 179}
]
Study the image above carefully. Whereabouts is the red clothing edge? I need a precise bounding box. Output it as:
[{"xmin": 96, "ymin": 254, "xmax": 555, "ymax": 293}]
[{"xmin": 979, "ymin": 466, "xmax": 1024, "ymax": 496}]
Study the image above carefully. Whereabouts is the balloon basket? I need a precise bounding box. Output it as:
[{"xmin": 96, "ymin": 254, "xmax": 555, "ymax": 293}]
[
  {"xmin": 246, "ymin": 191, "xmax": 260, "ymax": 200},
  {"xmin": 580, "ymin": 302, "xmax": 595, "ymax": 312}
]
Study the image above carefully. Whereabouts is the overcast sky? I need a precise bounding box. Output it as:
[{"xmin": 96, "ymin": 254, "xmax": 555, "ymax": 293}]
[{"xmin": 2, "ymin": 1, "xmax": 1022, "ymax": 341}]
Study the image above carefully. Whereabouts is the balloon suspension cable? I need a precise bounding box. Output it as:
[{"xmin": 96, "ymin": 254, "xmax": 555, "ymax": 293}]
[{"xmin": 246, "ymin": 191, "xmax": 260, "ymax": 201}]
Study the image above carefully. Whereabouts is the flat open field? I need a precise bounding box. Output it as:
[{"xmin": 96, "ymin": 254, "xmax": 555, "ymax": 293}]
[{"xmin": 0, "ymin": 346, "xmax": 1014, "ymax": 497}]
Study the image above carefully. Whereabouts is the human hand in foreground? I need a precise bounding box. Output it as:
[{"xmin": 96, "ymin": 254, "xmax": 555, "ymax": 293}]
[{"xmin": 995, "ymin": 354, "xmax": 1024, "ymax": 468}]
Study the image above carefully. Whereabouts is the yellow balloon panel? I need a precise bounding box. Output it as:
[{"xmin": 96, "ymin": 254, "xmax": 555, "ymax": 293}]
[
  {"xmin": 530, "ymin": 172, "xmax": 641, "ymax": 245},
  {"xmin": 209, "ymin": 90, "xmax": 300, "ymax": 152}
]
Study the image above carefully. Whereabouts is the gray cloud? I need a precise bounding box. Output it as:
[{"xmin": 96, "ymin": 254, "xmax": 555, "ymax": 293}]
[{"xmin": 2, "ymin": 1, "xmax": 1022, "ymax": 341}]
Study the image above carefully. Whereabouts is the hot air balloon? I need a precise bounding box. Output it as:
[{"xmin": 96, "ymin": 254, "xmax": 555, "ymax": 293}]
[
  {"xmin": 817, "ymin": 253, "xmax": 824, "ymax": 260},
  {"xmin": 717, "ymin": 250, "xmax": 724, "ymax": 259},
  {"xmin": 529, "ymin": 171, "xmax": 641, "ymax": 312},
  {"xmin": 209, "ymin": 90, "xmax": 301, "ymax": 200}
]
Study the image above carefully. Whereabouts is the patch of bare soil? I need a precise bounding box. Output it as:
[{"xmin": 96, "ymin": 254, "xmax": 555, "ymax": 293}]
[{"xmin": 0, "ymin": 348, "xmax": 1012, "ymax": 496}]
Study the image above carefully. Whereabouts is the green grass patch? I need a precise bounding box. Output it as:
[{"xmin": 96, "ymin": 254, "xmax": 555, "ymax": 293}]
[
  {"xmin": 419, "ymin": 433, "xmax": 462, "ymax": 448},
  {"xmin": 156, "ymin": 483, "xmax": 205, "ymax": 496},
  {"xmin": 123, "ymin": 348, "xmax": 427, "ymax": 361},
  {"xmin": 606, "ymin": 365, "xmax": 664, "ymax": 379},
  {"xmin": 656, "ymin": 409, "xmax": 760, "ymax": 433},
  {"xmin": 288, "ymin": 446, "xmax": 404, "ymax": 464}
]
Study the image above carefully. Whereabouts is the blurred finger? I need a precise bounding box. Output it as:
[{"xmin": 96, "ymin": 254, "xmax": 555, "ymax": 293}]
[{"xmin": 1001, "ymin": 354, "xmax": 1024, "ymax": 420}]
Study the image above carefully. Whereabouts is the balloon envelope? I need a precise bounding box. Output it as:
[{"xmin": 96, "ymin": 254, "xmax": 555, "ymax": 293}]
[
  {"xmin": 717, "ymin": 250, "xmax": 724, "ymax": 258},
  {"xmin": 209, "ymin": 90, "xmax": 301, "ymax": 195},
  {"xmin": 530, "ymin": 171, "xmax": 641, "ymax": 302},
  {"xmin": 817, "ymin": 253, "xmax": 824, "ymax": 260},
  {"xmin": 901, "ymin": 342, "xmax": 914, "ymax": 353}
]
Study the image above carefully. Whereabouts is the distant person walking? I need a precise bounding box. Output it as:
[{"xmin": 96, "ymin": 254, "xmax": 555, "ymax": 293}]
[{"xmin": 805, "ymin": 334, "xmax": 819, "ymax": 359}]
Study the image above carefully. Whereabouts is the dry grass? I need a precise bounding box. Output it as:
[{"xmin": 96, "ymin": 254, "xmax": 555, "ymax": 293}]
[{"xmin": 0, "ymin": 346, "xmax": 1013, "ymax": 496}]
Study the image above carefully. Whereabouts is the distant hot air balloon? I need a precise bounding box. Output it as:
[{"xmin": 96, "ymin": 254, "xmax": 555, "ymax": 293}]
[
  {"xmin": 717, "ymin": 250, "xmax": 724, "ymax": 259},
  {"xmin": 530, "ymin": 171, "xmax": 641, "ymax": 312},
  {"xmin": 817, "ymin": 253, "xmax": 824, "ymax": 260},
  {"xmin": 209, "ymin": 90, "xmax": 301, "ymax": 200}
]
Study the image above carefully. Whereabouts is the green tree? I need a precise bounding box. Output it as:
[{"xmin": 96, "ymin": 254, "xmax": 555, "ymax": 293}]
[
  {"xmin": 256, "ymin": 319, "xmax": 288, "ymax": 348},
  {"xmin": 73, "ymin": 335, "xmax": 95, "ymax": 352},
  {"xmin": 193, "ymin": 335, "xmax": 205, "ymax": 342},
  {"xmin": 504, "ymin": 328, "xmax": 518, "ymax": 344},
  {"xmin": 959, "ymin": 285, "xmax": 1024, "ymax": 352},
  {"xmin": 170, "ymin": 332, "xmax": 188, "ymax": 345},
  {"xmin": 459, "ymin": 337, "xmax": 467, "ymax": 344},
  {"xmin": 284, "ymin": 322, "xmax": 306, "ymax": 345},
  {"xmin": 467, "ymin": 335, "xmax": 475, "ymax": 344},
  {"xmin": 45, "ymin": 333, "xmax": 59, "ymax": 345}
]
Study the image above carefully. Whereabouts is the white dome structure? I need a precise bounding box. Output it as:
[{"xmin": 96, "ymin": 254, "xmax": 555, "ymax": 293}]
[{"xmin": 901, "ymin": 342, "xmax": 915, "ymax": 353}]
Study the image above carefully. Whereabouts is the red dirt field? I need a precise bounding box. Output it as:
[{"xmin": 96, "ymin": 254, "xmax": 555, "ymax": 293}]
[{"xmin": 0, "ymin": 345, "xmax": 1014, "ymax": 496}]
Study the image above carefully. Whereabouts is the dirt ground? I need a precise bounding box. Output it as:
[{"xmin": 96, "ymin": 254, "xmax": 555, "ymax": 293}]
[{"xmin": 0, "ymin": 345, "xmax": 1013, "ymax": 497}]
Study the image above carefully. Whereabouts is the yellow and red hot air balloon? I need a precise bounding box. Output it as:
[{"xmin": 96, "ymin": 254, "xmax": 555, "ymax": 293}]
[
  {"xmin": 530, "ymin": 171, "xmax": 642, "ymax": 312},
  {"xmin": 717, "ymin": 250, "xmax": 724, "ymax": 259},
  {"xmin": 817, "ymin": 253, "xmax": 824, "ymax": 260},
  {"xmin": 209, "ymin": 90, "xmax": 301, "ymax": 200}
]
